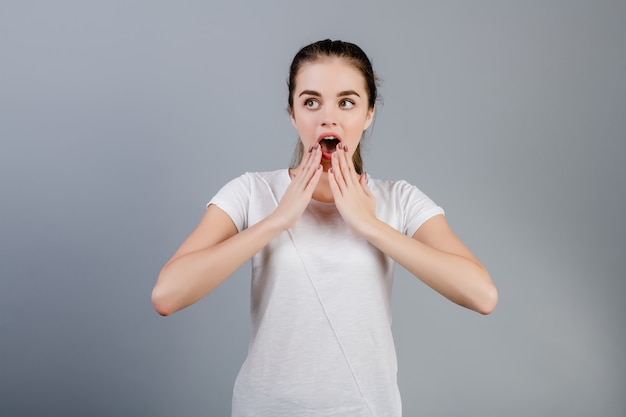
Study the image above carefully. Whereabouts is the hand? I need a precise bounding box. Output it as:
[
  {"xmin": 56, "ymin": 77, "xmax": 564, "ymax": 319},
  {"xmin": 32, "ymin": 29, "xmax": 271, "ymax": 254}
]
[
  {"xmin": 271, "ymin": 144, "xmax": 323, "ymax": 229},
  {"xmin": 328, "ymin": 144, "xmax": 377, "ymax": 235}
]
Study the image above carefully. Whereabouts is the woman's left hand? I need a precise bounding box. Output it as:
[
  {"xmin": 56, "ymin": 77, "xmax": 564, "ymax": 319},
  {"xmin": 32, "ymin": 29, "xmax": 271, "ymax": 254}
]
[{"xmin": 328, "ymin": 144, "xmax": 378, "ymax": 235}]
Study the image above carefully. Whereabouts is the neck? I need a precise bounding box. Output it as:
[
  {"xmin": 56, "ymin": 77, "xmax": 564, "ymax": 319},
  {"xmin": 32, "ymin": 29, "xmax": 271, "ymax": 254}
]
[
  {"xmin": 289, "ymin": 164, "xmax": 335, "ymax": 203},
  {"xmin": 312, "ymin": 172, "xmax": 334, "ymax": 202},
  {"xmin": 290, "ymin": 161, "xmax": 361, "ymax": 203}
]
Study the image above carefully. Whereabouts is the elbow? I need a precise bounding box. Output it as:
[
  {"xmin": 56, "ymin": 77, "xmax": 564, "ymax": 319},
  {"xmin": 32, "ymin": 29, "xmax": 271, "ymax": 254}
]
[
  {"xmin": 476, "ymin": 284, "xmax": 498, "ymax": 315},
  {"xmin": 151, "ymin": 265, "xmax": 183, "ymax": 316},
  {"xmin": 151, "ymin": 285, "xmax": 174, "ymax": 317}
]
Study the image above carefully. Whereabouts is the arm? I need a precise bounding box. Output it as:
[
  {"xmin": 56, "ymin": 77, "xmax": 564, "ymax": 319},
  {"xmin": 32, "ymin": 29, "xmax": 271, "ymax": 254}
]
[
  {"xmin": 361, "ymin": 214, "xmax": 497, "ymax": 315},
  {"xmin": 329, "ymin": 145, "xmax": 497, "ymax": 314},
  {"xmin": 151, "ymin": 205, "xmax": 285, "ymax": 316},
  {"xmin": 152, "ymin": 146, "xmax": 323, "ymax": 316}
]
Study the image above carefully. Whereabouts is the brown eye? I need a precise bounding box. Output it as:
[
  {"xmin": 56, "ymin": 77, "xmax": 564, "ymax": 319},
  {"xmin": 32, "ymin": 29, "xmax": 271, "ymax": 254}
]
[
  {"xmin": 305, "ymin": 99, "xmax": 320, "ymax": 109},
  {"xmin": 339, "ymin": 99, "xmax": 354, "ymax": 109}
]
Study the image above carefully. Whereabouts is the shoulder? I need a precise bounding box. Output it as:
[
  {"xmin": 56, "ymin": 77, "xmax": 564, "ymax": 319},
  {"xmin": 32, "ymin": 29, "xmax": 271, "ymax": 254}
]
[
  {"xmin": 367, "ymin": 175, "xmax": 444, "ymax": 235},
  {"xmin": 218, "ymin": 169, "xmax": 288, "ymax": 190},
  {"xmin": 367, "ymin": 175, "xmax": 432, "ymax": 203},
  {"xmin": 208, "ymin": 169, "xmax": 288, "ymax": 230},
  {"xmin": 243, "ymin": 169, "xmax": 288, "ymax": 185},
  {"xmin": 212, "ymin": 169, "xmax": 290, "ymax": 207}
]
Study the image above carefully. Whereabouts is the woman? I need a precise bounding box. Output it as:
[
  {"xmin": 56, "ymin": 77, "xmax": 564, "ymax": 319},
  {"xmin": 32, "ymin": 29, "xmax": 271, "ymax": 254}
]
[{"xmin": 152, "ymin": 39, "xmax": 497, "ymax": 416}]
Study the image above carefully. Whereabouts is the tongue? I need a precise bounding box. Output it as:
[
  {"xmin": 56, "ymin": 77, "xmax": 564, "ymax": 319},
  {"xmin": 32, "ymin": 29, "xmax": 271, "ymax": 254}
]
[{"xmin": 320, "ymin": 140, "xmax": 338, "ymax": 154}]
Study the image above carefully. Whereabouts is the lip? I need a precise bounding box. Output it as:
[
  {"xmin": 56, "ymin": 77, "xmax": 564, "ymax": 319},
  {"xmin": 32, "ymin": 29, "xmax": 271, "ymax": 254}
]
[
  {"xmin": 316, "ymin": 132, "xmax": 343, "ymax": 144},
  {"xmin": 316, "ymin": 132, "xmax": 343, "ymax": 161}
]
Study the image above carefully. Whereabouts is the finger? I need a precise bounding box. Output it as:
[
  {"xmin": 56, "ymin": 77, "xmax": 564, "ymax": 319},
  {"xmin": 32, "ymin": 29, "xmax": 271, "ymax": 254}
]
[
  {"xmin": 303, "ymin": 147, "xmax": 322, "ymax": 186},
  {"xmin": 328, "ymin": 165, "xmax": 342, "ymax": 198},
  {"xmin": 304, "ymin": 163, "xmax": 323, "ymax": 194},
  {"xmin": 345, "ymin": 144, "xmax": 357, "ymax": 170},
  {"xmin": 331, "ymin": 152, "xmax": 347, "ymax": 192},
  {"xmin": 360, "ymin": 173, "xmax": 374, "ymax": 198},
  {"xmin": 306, "ymin": 145, "xmax": 322, "ymax": 175},
  {"xmin": 297, "ymin": 145, "xmax": 320, "ymax": 182},
  {"xmin": 339, "ymin": 144, "xmax": 357, "ymax": 187},
  {"xmin": 340, "ymin": 144, "xmax": 353, "ymax": 179}
]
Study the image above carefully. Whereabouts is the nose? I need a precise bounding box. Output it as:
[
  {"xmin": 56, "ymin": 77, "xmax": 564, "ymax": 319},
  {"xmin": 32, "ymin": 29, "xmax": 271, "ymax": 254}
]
[{"xmin": 321, "ymin": 107, "xmax": 338, "ymax": 126}]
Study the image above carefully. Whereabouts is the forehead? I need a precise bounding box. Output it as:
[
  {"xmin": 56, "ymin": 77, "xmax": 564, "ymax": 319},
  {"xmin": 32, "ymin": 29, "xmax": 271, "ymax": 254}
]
[{"xmin": 295, "ymin": 58, "xmax": 367, "ymax": 93}]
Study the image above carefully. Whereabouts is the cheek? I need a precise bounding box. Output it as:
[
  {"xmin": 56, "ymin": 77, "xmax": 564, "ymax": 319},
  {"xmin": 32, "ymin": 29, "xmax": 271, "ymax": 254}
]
[
  {"xmin": 347, "ymin": 116, "xmax": 368, "ymax": 133},
  {"xmin": 294, "ymin": 115, "xmax": 316, "ymax": 133}
]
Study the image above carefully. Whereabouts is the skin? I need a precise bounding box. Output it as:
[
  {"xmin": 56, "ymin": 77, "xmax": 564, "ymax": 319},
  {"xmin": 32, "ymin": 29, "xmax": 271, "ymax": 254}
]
[
  {"xmin": 288, "ymin": 58, "xmax": 373, "ymax": 202},
  {"xmin": 151, "ymin": 58, "xmax": 498, "ymax": 316}
]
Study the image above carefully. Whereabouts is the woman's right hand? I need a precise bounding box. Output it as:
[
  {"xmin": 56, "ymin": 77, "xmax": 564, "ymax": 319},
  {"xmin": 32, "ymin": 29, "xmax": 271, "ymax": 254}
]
[
  {"xmin": 271, "ymin": 144, "xmax": 322, "ymax": 229},
  {"xmin": 153, "ymin": 144, "xmax": 322, "ymax": 315}
]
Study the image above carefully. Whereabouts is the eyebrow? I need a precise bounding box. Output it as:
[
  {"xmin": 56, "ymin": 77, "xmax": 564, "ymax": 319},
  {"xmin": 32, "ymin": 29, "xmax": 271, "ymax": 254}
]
[{"xmin": 298, "ymin": 89, "xmax": 361, "ymax": 98}]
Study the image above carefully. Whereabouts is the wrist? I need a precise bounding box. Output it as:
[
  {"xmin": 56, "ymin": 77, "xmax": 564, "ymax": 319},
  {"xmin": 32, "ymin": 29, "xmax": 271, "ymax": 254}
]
[
  {"xmin": 265, "ymin": 210, "xmax": 291, "ymax": 233},
  {"xmin": 354, "ymin": 216, "xmax": 385, "ymax": 240}
]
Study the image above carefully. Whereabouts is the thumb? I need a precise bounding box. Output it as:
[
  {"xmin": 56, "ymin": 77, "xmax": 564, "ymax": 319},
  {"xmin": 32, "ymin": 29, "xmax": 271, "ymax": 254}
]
[{"xmin": 360, "ymin": 173, "xmax": 374, "ymax": 198}]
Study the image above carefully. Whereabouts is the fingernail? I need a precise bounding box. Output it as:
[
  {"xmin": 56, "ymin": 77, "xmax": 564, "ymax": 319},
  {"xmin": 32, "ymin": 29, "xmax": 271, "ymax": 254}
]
[
  {"xmin": 343, "ymin": 145, "xmax": 349, "ymax": 152},
  {"xmin": 314, "ymin": 143, "xmax": 319, "ymax": 149},
  {"xmin": 308, "ymin": 146, "xmax": 313, "ymax": 153}
]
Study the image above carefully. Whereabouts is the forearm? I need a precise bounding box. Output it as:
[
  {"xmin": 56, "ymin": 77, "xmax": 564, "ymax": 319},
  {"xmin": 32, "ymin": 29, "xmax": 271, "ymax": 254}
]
[
  {"xmin": 361, "ymin": 219, "xmax": 497, "ymax": 314},
  {"xmin": 152, "ymin": 214, "xmax": 284, "ymax": 316}
]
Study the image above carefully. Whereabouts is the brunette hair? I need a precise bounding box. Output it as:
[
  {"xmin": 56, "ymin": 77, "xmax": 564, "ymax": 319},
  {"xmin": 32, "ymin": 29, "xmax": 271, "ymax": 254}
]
[{"xmin": 288, "ymin": 39, "xmax": 379, "ymax": 174}]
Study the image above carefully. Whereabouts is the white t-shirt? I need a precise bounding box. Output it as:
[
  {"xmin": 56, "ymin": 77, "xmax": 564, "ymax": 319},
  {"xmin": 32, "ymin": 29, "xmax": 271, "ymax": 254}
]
[{"xmin": 208, "ymin": 169, "xmax": 444, "ymax": 417}]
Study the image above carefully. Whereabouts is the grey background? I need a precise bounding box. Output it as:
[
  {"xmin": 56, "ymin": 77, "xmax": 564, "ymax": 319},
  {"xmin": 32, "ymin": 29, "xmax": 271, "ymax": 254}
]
[{"xmin": 1, "ymin": 1, "xmax": 624, "ymax": 416}]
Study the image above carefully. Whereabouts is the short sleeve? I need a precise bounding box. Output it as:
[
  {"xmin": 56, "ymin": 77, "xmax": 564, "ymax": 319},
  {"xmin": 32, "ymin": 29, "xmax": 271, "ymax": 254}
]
[
  {"xmin": 207, "ymin": 174, "xmax": 251, "ymax": 232},
  {"xmin": 397, "ymin": 180, "xmax": 445, "ymax": 237}
]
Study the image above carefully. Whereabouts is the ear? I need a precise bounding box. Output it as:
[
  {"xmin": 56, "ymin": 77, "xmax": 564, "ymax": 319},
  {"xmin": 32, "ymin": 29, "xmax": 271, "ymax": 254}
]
[
  {"xmin": 363, "ymin": 106, "xmax": 375, "ymax": 131},
  {"xmin": 289, "ymin": 108, "xmax": 297, "ymax": 129}
]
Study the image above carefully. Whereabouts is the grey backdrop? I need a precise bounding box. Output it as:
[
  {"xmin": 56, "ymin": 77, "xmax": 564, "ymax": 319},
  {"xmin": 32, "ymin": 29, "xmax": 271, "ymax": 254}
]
[{"xmin": 1, "ymin": 1, "xmax": 624, "ymax": 416}]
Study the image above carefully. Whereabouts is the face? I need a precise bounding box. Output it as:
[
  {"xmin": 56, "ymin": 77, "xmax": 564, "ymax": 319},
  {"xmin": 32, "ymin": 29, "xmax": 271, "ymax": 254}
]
[{"xmin": 290, "ymin": 58, "xmax": 374, "ymax": 169}]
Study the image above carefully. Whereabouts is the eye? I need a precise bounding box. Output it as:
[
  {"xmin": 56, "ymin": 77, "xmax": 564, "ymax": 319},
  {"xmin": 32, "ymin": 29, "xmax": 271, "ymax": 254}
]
[
  {"xmin": 339, "ymin": 99, "xmax": 354, "ymax": 109},
  {"xmin": 305, "ymin": 99, "xmax": 320, "ymax": 109}
]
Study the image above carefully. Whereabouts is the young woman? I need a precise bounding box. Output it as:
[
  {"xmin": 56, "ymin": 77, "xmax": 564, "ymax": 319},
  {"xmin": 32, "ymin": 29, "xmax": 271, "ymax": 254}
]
[{"xmin": 152, "ymin": 39, "xmax": 497, "ymax": 416}]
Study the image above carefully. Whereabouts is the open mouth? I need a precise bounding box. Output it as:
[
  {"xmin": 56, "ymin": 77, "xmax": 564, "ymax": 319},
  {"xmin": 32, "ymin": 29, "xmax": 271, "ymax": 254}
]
[{"xmin": 318, "ymin": 135, "xmax": 341, "ymax": 159}]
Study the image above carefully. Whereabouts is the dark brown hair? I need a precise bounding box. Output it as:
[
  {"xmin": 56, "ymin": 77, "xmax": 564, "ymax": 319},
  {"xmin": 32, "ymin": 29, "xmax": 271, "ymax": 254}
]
[{"xmin": 288, "ymin": 39, "xmax": 379, "ymax": 174}]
